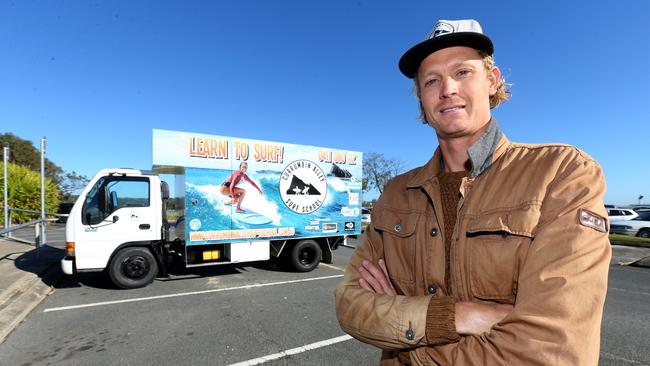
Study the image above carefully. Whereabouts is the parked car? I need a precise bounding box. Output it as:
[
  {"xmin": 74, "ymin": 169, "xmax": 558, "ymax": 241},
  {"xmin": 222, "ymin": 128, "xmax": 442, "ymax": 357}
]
[
  {"xmin": 361, "ymin": 208, "xmax": 372, "ymax": 225},
  {"xmin": 631, "ymin": 206, "xmax": 650, "ymax": 212},
  {"xmin": 610, "ymin": 211, "xmax": 650, "ymax": 238},
  {"xmin": 606, "ymin": 208, "xmax": 639, "ymax": 221}
]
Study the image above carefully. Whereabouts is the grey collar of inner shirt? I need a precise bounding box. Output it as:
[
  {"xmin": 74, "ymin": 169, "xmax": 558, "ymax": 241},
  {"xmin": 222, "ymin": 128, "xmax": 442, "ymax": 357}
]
[
  {"xmin": 440, "ymin": 118, "xmax": 503, "ymax": 178},
  {"xmin": 467, "ymin": 118, "xmax": 503, "ymax": 177}
]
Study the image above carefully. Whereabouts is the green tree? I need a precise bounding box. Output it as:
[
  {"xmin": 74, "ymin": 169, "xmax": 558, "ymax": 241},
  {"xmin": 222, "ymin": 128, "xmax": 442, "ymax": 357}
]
[
  {"xmin": 0, "ymin": 133, "xmax": 63, "ymax": 185},
  {"xmin": 363, "ymin": 152, "xmax": 405, "ymax": 195},
  {"xmin": 59, "ymin": 170, "xmax": 90, "ymax": 202},
  {"xmin": 1, "ymin": 133, "xmax": 90, "ymax": 202},
  {"xmin": 1, "ymin": 162, "xmax": 60, "ymax": 224}
]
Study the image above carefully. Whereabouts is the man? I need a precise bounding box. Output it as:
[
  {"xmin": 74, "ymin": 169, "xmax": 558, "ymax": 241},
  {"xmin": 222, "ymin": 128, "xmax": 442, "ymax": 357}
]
[{"xmin": 335, "ymin": 19, "xmax": 610, "ymax": 365}]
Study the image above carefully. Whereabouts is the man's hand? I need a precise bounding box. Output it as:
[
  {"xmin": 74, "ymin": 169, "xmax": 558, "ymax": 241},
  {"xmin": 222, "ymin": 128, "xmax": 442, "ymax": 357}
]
[
  {"xmin": 357, "ymin": 259, "xmax": 396, "ymax": 295},
  {"xmin": 454, "ymin": 301, "xmax": 513, "ymax": 335}
]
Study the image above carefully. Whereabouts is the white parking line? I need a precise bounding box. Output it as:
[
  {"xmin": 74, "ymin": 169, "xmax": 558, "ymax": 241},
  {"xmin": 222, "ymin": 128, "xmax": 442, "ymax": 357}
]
[
  {"xmin": 319, "ymin": 262, "xmax": 346, "ymax": 272},
  {"xmin": 227, "ymin": 335, "xmax": 353, "ymax": 366},
  {"xmin": 43, "ymin": 274, "xmax": 343, "ymax": 313},
  {"xmin": 601, "ymin": 351, "xmax": 649, "ymax": 365}
]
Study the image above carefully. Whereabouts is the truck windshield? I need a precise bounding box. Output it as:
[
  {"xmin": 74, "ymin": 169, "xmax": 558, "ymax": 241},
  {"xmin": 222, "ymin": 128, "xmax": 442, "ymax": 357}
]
[{"xmin": 82, "ymin": 176, "xmax": 150, "ymax": 225}]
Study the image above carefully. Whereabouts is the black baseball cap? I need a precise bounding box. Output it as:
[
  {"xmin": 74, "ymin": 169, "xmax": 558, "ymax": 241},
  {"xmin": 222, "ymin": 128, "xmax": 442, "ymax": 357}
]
[{"xmin": 398, "ymin": 19, "xmax": 494, "ymax": 79}]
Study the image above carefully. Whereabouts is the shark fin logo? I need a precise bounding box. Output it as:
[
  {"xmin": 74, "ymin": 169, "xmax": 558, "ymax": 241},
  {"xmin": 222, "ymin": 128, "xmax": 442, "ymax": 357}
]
[
  {"xmin": 280, "ymin": 160, "xmax": 327, "ymax": 214},
  {"xmin": 431, "ymin": 22, "xmax": 454, "ymax": 38}
]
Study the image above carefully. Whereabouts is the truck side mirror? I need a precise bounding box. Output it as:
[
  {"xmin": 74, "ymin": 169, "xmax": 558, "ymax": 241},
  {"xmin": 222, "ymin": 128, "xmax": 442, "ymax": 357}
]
[
  {"xmin": 98, "ymin": 186, "xmax": 110, "ymax": 213},
  {"xmin": 161, "ymin": 181, "xmax": 170, "ymax": 200},
  {"xmin": 113, "ymin": 215, "xmax": 119, "ymax": 223}
]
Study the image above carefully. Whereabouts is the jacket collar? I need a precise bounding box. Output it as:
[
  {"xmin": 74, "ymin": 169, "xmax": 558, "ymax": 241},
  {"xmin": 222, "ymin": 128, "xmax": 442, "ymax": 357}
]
[{"xmin": 407, "ymin": 118, "xmax": 510, "ymax": 188}]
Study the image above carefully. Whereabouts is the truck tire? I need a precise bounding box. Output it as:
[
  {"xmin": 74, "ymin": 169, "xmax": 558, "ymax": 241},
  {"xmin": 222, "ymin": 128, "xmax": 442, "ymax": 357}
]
[
  {"xmin": 109, "ymin": 247, "xmax": 158, "ymax": 289},
  {"xmin": 289, "ymin": 240, "xmax": 321, "ymax": 272}
]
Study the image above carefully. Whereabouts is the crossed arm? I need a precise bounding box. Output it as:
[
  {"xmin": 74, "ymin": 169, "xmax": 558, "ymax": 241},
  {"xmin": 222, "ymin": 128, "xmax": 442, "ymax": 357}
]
[{"xmin": 357, "ymin": 259, "xmax": 512, "ymax": 336}]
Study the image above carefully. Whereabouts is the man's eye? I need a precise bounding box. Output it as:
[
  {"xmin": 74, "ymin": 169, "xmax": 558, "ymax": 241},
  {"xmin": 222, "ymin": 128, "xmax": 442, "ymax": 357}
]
[
  {"xmin": 424, "ymin": 78, "xmax": 438, "ymax": 87},
  {"xmin": 457, "ymin": 69, "xmax": 470, "ymax": 77}
]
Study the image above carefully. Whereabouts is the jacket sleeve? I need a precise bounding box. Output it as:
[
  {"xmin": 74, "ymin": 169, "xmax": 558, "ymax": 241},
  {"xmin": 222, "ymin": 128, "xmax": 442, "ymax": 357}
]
[
  {"xmin": 409, "ymin": 155, "xmax": 611, "ymax": 365},
  {"xmin": 335, "ymin": 207, "xmax": 459, "ymax": 350}
]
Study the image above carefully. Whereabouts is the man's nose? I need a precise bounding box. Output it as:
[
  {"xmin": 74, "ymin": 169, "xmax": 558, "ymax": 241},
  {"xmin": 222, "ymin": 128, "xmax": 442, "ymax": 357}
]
[{"xmin": 440, "ymin": 77, "xmax": 458, "ymax": 98}]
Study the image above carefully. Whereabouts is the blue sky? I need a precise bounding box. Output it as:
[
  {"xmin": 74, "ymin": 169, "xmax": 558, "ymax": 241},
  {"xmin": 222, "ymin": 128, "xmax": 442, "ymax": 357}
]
[{"xmin": 1, "ymin": 0, "xmax": 648, "ymax": 205}]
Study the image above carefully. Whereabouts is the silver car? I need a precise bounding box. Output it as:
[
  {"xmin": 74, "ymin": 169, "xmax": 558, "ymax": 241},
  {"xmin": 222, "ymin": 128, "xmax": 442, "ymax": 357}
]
[
  {"xmin": 610, "ymin": 211, "xmax": 650, "ymax": 238},
  {"xmin": 606, "ymin": 208, "xmax": 639, "ymax": 221}
]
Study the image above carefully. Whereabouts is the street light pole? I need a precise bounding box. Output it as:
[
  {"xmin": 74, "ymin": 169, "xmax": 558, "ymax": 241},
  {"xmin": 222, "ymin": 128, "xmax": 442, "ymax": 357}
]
[
  {"xmin": 3, "ymin": 146, "xmax": 8, "ymax": 237},
  {"xmin": 40, "ymin": 137, "xmax": 47, "ymax": 248}
]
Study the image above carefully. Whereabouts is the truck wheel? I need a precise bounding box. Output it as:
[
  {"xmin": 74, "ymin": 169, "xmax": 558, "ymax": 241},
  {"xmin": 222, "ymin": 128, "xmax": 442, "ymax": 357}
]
[
  {"xmin": 638, "ymin": 229, "xmax": 650, "ymax": 238},
  {"xmin": 109, "ymin": 247, "xmax": 158, "ymax": 289},
  {"xmin": 289, "ymin": 240, "xmax": 321, "ymax": 272}
]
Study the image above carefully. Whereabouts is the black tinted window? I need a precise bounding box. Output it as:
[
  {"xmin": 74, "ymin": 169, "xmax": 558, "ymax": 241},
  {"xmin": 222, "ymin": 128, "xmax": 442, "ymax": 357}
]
[{"xmin": 634, "ymin": 211, "xmax": 650, "ymax": 221}]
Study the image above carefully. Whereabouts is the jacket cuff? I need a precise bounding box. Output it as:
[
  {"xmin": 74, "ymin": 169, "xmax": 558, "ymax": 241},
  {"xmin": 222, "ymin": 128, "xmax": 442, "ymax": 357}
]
[
  {"xmin": 425, "ymin": 296, "xmax": 461, "ymax": 344},
  {"xmin": 397, "ymin": 350, "xmax": 412, "ymax": 365}
]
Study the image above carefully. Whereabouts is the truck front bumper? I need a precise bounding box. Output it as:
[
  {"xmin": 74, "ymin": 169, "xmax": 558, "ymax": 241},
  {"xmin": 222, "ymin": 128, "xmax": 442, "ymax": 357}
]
[{"xmin": 61, "ymin": 256, "xmax": 74, "ymax": 275}]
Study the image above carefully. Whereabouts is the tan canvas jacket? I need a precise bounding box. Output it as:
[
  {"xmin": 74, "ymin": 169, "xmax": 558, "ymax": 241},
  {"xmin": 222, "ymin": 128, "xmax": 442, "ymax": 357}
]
[{"xmin": 335, "ymin": 132, "xmax": 611, "ymax": 365}]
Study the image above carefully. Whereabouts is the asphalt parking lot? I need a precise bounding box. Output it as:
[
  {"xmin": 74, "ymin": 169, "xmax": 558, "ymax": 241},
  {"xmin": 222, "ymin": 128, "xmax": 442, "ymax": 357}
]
[
  {"xmin": 0, "ymin": 238, "xmax": 379, "ymax": 366},
  {"xmin": 1, "ymin": 228, "xmax": 649, "ymax": 365}
]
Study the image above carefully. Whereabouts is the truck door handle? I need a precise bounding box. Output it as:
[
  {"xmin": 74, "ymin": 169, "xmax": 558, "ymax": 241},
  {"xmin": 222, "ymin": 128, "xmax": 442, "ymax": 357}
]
[{"xmin": 139, "ymin": 224, "xmax": 150, "ymax": 230}]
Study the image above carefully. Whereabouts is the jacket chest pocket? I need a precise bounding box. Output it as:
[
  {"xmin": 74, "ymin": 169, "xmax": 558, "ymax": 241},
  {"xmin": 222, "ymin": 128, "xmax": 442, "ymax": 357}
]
[
  {"xmin": 465, "ymin": 206, "xmax": 539, "ymax": 303},
  {"xmin": 373, "ymin": 208, "xmax": 420, "ymax": 294}
]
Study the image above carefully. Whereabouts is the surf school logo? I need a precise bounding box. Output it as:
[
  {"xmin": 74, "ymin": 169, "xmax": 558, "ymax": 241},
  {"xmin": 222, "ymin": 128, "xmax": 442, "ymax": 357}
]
[{"xmin": 280, "ymin": 159, "xmax": 327, "ymax": 214}]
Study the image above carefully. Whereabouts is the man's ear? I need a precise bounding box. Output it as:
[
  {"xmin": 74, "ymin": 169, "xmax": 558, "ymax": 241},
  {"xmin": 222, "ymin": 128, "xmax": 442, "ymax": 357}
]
[{"xmin": 488, "ymin": 66, "xmax": 501, "ymax": 96}]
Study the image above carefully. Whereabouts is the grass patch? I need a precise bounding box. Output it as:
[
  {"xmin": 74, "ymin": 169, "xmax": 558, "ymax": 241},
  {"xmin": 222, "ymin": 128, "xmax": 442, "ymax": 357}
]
[{"xmin": 609, "ymin": 234, "xmax": 650, "ymax": 244}]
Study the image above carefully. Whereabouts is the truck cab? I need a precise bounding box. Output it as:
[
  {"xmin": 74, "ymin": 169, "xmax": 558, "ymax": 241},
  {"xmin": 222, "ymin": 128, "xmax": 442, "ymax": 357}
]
[{"xmin": 62, "ymin": 169, "xmax": 166, "ymax": 288}]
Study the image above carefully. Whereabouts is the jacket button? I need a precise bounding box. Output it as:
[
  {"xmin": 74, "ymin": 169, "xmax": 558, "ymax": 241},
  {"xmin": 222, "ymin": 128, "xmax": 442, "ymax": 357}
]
[
  {"xmin": 501, "ymin": 232, "xmax": 508, "ymax": 239},
  {"xmin": 405, "ymin": 329, "xmax": 414, "ymax": 341},
  {"xmin": 430, "ymin": 228, "xmax": 438, "ymax": 237},
  {"xmin": 394, "ymin": 224, "xmax": 402, "ymax": 232},
  {"xmin": 427, "ymin": 284, "xmax": 437, "ymax": 295}
]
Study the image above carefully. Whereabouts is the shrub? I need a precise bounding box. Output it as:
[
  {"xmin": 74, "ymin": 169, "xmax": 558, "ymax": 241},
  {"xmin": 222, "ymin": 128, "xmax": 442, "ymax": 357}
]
[{"xmin": 0, "ymin": 163, "xmax": 60, "ymax": 224}]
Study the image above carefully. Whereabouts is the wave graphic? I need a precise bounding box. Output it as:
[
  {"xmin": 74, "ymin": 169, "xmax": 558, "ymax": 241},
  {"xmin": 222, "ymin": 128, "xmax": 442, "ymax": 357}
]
[{"xmin": 188, "ymin": 182, "xmax": 282, "ymax": 225}]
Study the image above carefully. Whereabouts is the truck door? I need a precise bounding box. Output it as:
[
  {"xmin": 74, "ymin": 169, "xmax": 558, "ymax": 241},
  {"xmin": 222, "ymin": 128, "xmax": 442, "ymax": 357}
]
[{"xmin": 75, "ymin": 176, "xmax": 157, "ymax": 270}]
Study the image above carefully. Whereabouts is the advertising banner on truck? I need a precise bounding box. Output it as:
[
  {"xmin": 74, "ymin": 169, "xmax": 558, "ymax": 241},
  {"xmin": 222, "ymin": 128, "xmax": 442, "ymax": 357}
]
[{"xmin": 152, "ymin": 129, "xmax": 363, "ymax": 245}]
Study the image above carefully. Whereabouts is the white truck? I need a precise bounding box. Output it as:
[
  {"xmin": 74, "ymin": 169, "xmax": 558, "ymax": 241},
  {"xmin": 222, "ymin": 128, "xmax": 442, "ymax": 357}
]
[{"xmin": 61, "ymin": 129, "xmax": 363, "ymax": 288}]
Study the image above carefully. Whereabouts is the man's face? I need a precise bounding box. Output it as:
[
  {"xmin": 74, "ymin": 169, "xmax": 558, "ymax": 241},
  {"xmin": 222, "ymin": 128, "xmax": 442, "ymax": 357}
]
[{"xmin": 416, "ymin": 46, "xmax": 500, "ymax": 140}]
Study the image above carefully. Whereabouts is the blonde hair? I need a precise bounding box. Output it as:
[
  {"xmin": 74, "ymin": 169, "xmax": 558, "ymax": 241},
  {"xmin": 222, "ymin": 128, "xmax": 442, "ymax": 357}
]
[{"xmin": 413, "ymin": 51, "xmax": 511, "ymax": 124}]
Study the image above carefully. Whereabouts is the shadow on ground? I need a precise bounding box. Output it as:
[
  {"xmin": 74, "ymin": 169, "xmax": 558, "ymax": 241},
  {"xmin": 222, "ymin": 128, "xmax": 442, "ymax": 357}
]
[
  {"xmin": 12, "ymin": 245, "xmax": 65, "ymax": 288},
  {"xmin": 53, "ymin": 257, "xmax": 295, "ymax": 289}
]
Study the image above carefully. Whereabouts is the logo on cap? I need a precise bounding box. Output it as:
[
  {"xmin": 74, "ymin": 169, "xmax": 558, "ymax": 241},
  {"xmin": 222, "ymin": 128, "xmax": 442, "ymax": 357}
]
[{"xmin": 431, "ymin": 22, "xmax": 454, "ymax": 38}]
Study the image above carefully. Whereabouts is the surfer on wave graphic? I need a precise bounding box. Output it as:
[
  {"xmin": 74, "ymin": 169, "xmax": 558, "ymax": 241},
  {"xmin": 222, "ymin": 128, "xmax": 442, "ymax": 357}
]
[{"xmin": 219, "ymin": 162, "xmax": 263, "ymax": 213}]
